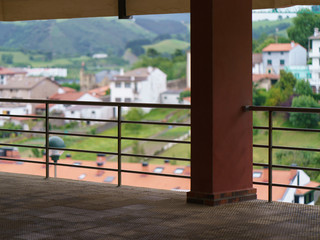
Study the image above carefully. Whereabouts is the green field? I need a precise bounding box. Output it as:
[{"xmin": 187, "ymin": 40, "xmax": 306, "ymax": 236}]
[{"xmin": 143, "ymin": 39, "xmax": 190, "ymax": 54}]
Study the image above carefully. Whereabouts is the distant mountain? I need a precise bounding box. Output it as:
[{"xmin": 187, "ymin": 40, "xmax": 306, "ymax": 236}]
[{"xmin": 0, "ymin": 15, "xmax": 190, "ymax": 57}]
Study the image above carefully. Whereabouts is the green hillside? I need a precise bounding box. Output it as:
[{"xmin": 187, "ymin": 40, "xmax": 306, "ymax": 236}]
[
  {"xmin": 252, "ymin": 18, "xmax": 293, "ymax": 39},
  {"xmin": 143, "ymin": 39, "xmax": 190, "ymax": 54},
  {"xmin": 0, "ymin": 16, "xmax": 191, "ymax": 58}
]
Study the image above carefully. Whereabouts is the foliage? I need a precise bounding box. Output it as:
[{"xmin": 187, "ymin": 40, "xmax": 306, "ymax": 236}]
[
  {"xmin": 61, "ymin": 83, "xmax": 80, "ymax": 91},
  {"xmin": 253, "ymin": 84, "xmax": 267, "ymax": 106},
  {"xmin": 130, "ymin": 141, "xmax": 145, "ymax": 162},
  {"xmin": 287, "ymin": 10, "xmax": 320, "ymax": 49},
  {"xmin": 124, "ymin": 108, "xmax": 145, "ymax": 133},
  {"xmin": 1, "ymin": 54, "xmax": 13, "ymax": 64},
  {"xmin": 31, "ymin": 148, "xmax": 41, "ymax": 158},
  {"xmin": 0, "ymin": 122, "xmax": 22, "ymax": 138},
  {"xmin": 179, "ymin": 90, "xmax": 191, "ymax": 102},
  {"xmin": 265, "ymin": 71, "xmax": 297, "ymax": 106},
  {"xmin": 252, "ymin": 18, "xmax": 292, "ymax": 40},
  {"xmin": 133, "ymin": 51, "xmax": 187, "ymax": 80},
  {"xmin": 289, "ymin": 95, "xmax": 319, "ymax": 128},
  {"xmin": 254, "ymin": 38, "xmax": 275, "ymax": 53},
  {"xmin": 294, "ymin": 80, "xmax": 313, "ymax": 96}
]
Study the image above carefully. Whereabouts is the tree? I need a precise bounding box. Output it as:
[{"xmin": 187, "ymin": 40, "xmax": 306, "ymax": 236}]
[
  {"xmin": 146, "ymin": 48, "xmax": 160, "ymax": 58},
  {"xmin": 254, "ymin": 38, "xmax": 275, "ymax": 53},
  {"xmin": 253, "ymin": 84, "xmax": 267, "ymax": 106},
  {"xmin": 287, "ymin": 10, "xmax": 320, "ymax": 49},
  {"xmin": 1, "ymin": 54, "xmax": 13, "ymax": 64},
  {"xmin": 295, "ymin": 80, "xmax": 313, "ymax": 96},
  {"xmin": 124, "ymin": 108, "xmax": 144, "ymax": 133},
  {"xmin": 289, "ymin": 95, "xmax": 319, "ymax": 128}
]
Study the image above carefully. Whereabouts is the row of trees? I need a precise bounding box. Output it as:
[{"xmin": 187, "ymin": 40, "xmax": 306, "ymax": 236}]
[{"xmin": 253, "ymin": 71, "xmax": 320, "ymax": 128}]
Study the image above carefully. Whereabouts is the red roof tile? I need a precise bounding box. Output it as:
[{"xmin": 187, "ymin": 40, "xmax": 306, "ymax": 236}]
[
  {"xmin": 262, "ymin": 42, "xmax": 299, "ymax": 52},
  {"xmin": 252, "ymin": 74, "xmax": 280, "ymax": 83}
]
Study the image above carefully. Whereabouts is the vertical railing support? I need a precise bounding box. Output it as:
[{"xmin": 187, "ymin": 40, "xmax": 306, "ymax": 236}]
[
  {"xmin": 268, "ymin": 110, "xmax": 273, "ymax": 202},
  {"xmin": 45, "ymin": 102, "xmax": 49, "ymax": 179},
  {"xmin": 117, "ymin": 106, "xmax": 122, "ymax": 187}
]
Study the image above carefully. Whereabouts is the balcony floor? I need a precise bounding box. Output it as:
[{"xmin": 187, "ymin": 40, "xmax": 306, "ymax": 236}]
[{"xmin": 0, "ymin": 172, "xmax": 319, "ymax": 240}]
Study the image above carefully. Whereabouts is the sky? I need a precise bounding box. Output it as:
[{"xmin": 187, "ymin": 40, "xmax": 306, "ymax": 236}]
[{"xmin": 252, "ymin": 5, "xmax": 312, "ymax": 21}]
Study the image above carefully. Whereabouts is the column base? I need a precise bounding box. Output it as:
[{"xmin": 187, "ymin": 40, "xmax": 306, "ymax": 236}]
[{"xmin": 187, "ymin": 188, "xmax": 257, "ymax": 206}]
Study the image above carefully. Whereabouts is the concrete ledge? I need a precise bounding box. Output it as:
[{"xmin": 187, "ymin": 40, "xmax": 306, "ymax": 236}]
[{"xmin": 187, "ymin": 188, "xmax": 257, "ymax": 206}]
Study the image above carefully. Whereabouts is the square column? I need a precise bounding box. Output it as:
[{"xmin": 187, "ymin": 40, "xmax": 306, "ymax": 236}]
[{"xmin": 187, "ymin": 0, "xmax": 256, "ymax": 206}]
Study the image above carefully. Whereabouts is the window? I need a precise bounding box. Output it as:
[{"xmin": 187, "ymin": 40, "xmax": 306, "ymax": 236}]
[
  {"xmin": 153, "ymin": 167, "xmax": 164, "ymax": 173},
  {"xmin": 307, "ymin": 73, "xmax": 312, "ymax": 79},
  {"xmin": 318, "ymin": 73, "xmax": 320, "ymax": 79},
  {"xmin": 71, "ymin": 111, "xmax": 74, "ymax": 114},
  {"xmin": 319, "ymin": 47, "xmax": 320, "ymax": 53},
  {"xmin": 280, "ymin": 59, "xmax": 285, "ymax": 65},
  {"xmin": 174, "ymin": 168, "xmax": 184, "ymax": 174},
  {"xmin": 73, "ymin": 162, "xmax": 82, "ymax": 166},
  {"xmin": 294, "ymin": 73, "xmax": 300, "ymax": 78},
  {"xmin": 294, "ymin": 195, "xmax": 300, "ymax": 203},
  {"xmin": 253, "ymin": 172, "xmax": 262, "ymax": 178},
  {"xmin": 304, "ymin": 192, "xmax": 314, "ymax": 204},
  {"xmin": 267, "ymin": 60, "xmax": 272, "ymax": 65},
  {"xmin": 125, "ymin": 82, "xmax": 131, "ymax": 88},
  {"xmin": 78, "ymin": 174, "xmax": 86, "ymax": 180},
  {"xmin": 281, "ymin": 51, "xmax": 284, "ymax": 55},
  {"xmin": 124, "ymin": 98, "xmax": 131, "ymax": 102},
  {"xmin": 104, "ymin": 176, "xmax": 115, "ymax": 182},
  {"xmin": 115, "ymin": 98, "xmax": 121, "ymax": 102},
  {"xmin": 91, "ymin": 111, "xmax": 95, "ymax": 114},
  {"xmin": 115, "ymin": 82, "xmax": 121, "ymax": 88},
  {"xmin": 268, "ymin": 52, "xmax": 271, "ymax": 55}
]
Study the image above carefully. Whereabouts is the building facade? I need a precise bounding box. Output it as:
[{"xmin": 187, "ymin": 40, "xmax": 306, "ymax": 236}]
[
  {"xmin": 262, "ymin": 42, "xmax": 307, "ymax": 74},
  {"xmin": 110, "ymin": 67, "xmax": 167, "ymax": 104},
  {"xmin": 308, "ymin": 28, "xmax": 320, "ymax": 93}
]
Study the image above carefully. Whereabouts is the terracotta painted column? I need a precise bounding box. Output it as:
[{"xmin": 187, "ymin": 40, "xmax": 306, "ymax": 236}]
[{"xmin": 187, "ymin": 0, "xmax": 257, "ymax": 206}]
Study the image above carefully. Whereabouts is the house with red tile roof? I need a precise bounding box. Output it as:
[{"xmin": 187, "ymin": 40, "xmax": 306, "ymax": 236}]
[
  {"xmin": 253, "ymin": 168, "xmax": 319, "ymax": 205},
  {"xmin": 252, "ymin": 73, "xmax": 280, "ymax": 91},
  {"xmin": 262, "ymin": 41, "xmax": 307, "ymax": 74}
]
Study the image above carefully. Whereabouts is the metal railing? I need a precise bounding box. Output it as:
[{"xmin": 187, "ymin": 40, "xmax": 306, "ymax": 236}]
[
  {"xmin": 0, "ymin": 98, "xmax": 191, "ymax": 186},
  {"xmin": 245, "ymin": 105, "xmax": 320, "ymax": 202}
]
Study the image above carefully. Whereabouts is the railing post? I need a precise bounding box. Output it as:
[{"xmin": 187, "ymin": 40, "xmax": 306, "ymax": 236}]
[
  {"xmin": 268, "ymin": 110, "xmax": 273, "ymax": 202},
  {"xmin": 117, "ymin": 106, "xmax": 122, "ymax": 187},
  {"xmin": 45, "ymin": 102, "xmax": 49, "ymax": 179}
]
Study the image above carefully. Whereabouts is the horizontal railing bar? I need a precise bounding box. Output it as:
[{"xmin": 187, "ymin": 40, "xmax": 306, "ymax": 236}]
[
  {"xmin": 121, "ymin": 120, "xmax": 190, "ymax": 126},
  {"xmin": 253, "ymin": 144, "xmax": 268, "ymax": 148},
  {"xmin": 49, "ymin": 131, "xmax": 118, "ymax": 140},
  {"xmin": 272, "ymin": 127, "xmax": 320, "ymax": 133},
  {"xmin": 49, "ymin": 116, "xmax": 117, "ymax": 123},
  {"xmin": 0, "ymin": 98, "xmax": 191, "ymax": 109},
  {"xmin": 0, "ymin": 128, "xmax": 45, "ymax": 134},
  {"xmin": 253, "ymin": 181, "xmax": 268, "ymax": 186},
  {"xmin": 0, "ymin": 114, "xmax": 45, "ymax": 119},
  {"xmin": 49, "ymin": 162, "xmax": 118, "ymax": 172},
  {"xmin": 246, "ymin": 105, "xmax": 320, "ymax": 113},
  {"xmin": 253, "ymin": 163, "xmax": 268, "ymax": 167},
  {"xmin": 0, "ymin": 143, "xmax": 45, "ymax": 149},
  {"xmin": 253, "ymin": 126, "xmax": 268, "ymax": 130},
  {"xmin": 120, "ymin": 169, "xmax": 191, "ymax": 179},
  {"xmin": 272, "ymin": 183, "xmax": 320, "ymax": 191},
  {"xmin": 0, "ymin": 157, "xmax": 44, "ymax": 164},
  {"xmin": 253, "ymin": 162, "xmax": 320, "ymax": 172},
  {"xmin": 121, "ymin": 153, "xmax": 190, "ymax": 162},
  {"xmin": 272, "ymin": 145, "xmax": 320, "ymax": 152},
  {"xmin": 253, "ymin": 126, "xmax": 320, "ymax": 133},
  {"xmin": 121, "ymin": 136, "xmax": 191, "ymax": 144},
  {"xmin": 49, "ymin": 147, "xmax": 118, "ymax": 156}
]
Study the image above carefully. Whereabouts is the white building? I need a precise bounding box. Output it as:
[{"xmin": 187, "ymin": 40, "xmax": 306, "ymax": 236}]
[
  {"xmin": 253, "ymin": 168, "xmax": 319, "ymax": 205},
  {"xmin": 262, "ymin": 41, "xmax": 307, "ymax": 74},
  {"xmin": 65, "ymin": 105, "xmax": 113, "ymax": 125},
  {"xmin": 252, "ymin": 53, "xmax": 263, "ymax": 74},
  {"xmin": 110, "ymin": 67, "xmax": 167, "ymax": 104},
  {"xmin": 160, "ymin": 90, "xmax": 183, "ymax": 105},
  {"xmin": 308, "ymin": 28, "xmax": 320, "ymax": 93}
]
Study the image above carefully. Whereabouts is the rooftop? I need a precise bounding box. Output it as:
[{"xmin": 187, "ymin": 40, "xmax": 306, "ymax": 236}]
[
  {"xmin": 0, "ymin": 172, "xmax": 319, "ymax": 239},
  {"xmin": 0, "ymin": 76, "xmax": 54, "ymax": 89},
  {"xmin": 262, "ymin": 42, "xmax": 300, "ymax": 52}
]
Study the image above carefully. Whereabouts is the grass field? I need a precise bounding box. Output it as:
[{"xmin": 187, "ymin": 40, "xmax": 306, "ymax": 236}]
[{"xmin": 143, "ymin": 39, "xmax": 190, "ymax": 54}]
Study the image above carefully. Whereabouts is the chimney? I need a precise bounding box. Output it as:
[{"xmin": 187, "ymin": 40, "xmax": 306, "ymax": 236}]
[
  {"xmin": 96, "ymin": 154, "xmax": 106, "ymax": 176},
  {"xmin": 119, "ymin": 68, "xmax": 124, "ymax": 76},
  {"xmin": 314, "ymin": 28, "xmax": 319, "ymax": 37},
  {"xmin": 291, "ymin": 41, "xmax": 295, "ymax": 48},
  {"xmin": 262, "ymin": 166, "xmax": 269, "ymax": 183},
  {"xmin": 164, "ymin": 159, "xmax": 170, "ymax": 165},
  {"xmin": 141, "ymin": 162, "xmax": 149, "ymax": 177},
  {"xmin": 66, "ymin": 154, "xmax": 72, "ymax": 160}
]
